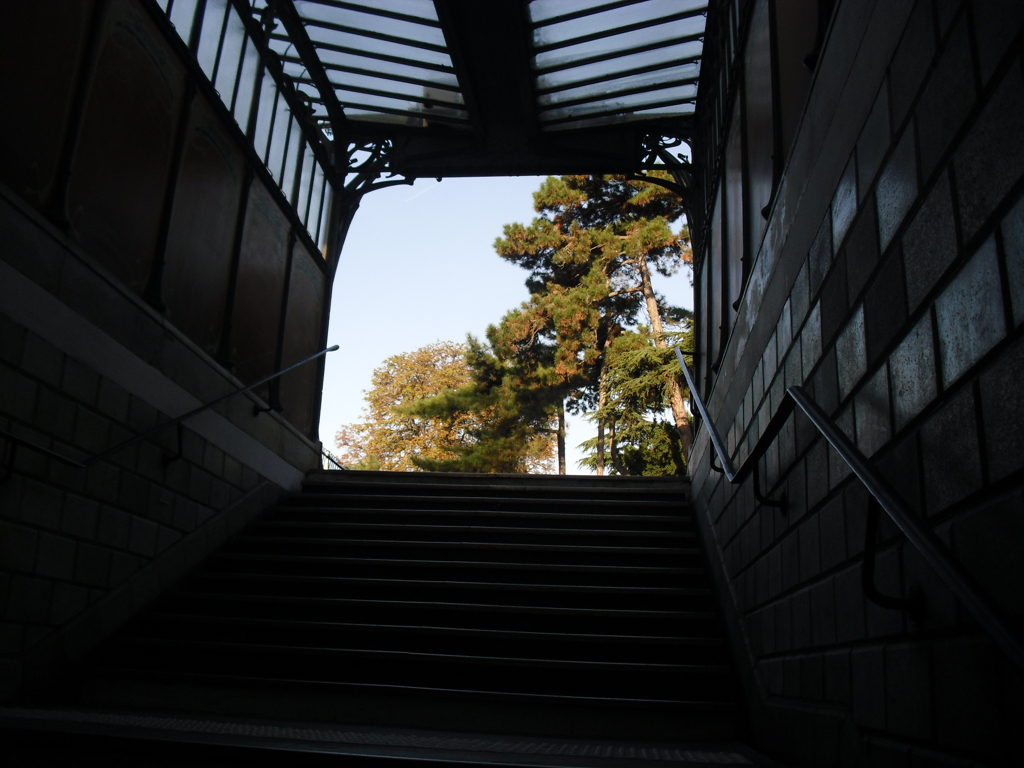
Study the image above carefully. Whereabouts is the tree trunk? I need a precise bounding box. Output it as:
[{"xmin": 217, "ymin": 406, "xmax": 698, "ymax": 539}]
[
  {"xmin": 557, "ymin": 400, "xmax": 566, "ymax": 475},
  {"xmin": 638, "ymin": 257, "xmax": 694, "ymax": 456},
  {"xmin": 609, "ymin": 420, "xmax": 628, "ymax": 475},
  {"xmin": 595, "ymin": 365, "xmax": 607, "ymax": 476}
]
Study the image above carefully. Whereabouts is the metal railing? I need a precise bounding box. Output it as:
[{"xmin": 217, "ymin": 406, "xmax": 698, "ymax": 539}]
[
  {"xmin": 674, "ymin": 348, "xmax": 1024, "ymax": 673},
  {"xmin": 321, "ymin": 449, "xmax": 346, "ymax": 470},
  {"xmin": 0, "ymin": 346, "xmax": 339, "ymax": 483}
]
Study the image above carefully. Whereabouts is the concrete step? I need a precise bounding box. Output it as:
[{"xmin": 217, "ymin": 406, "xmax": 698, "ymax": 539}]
[
  {"xmin": 305, "ymin": 468, "xmax": 691, "ymax": 494},
  {"xmin": 1, "ymin": 707, "xmax": 780, "ymax": 767},
  {"xmin": 72, "ymin": 469, "xmax": 742, "ymax": 745}
]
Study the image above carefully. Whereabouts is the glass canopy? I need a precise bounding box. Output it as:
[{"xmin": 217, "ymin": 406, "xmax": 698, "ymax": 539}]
[
  {"xmin": 155, "ymin": 0, "xmax": 705, "ymax": 186},
  {"xmin": 528, "ymin": 0, "xmax": 706, "ymax": 131},
  {"xmin": 260, "ymin": 0, "xmax": 470, "ymax": 129},
  {"xmin": 162, "ymin": 0, "xmax": 704, "ymax": 133}
]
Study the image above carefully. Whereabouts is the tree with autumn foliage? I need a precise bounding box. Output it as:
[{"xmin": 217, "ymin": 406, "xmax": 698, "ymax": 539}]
[
  {"xmin": 403, "ymin": 333, "xmax": 558, "ymax": 474},
  {"xmin": 334, "ymin": 341, "xmax": 483, "ymax": 472},
  {"xmin": 336, "ymin": 340, "xmax": 555, "ymax": 473},
  {"xmin": 347, "ymin": 176, "xmax": 693, "ymax": 476}
]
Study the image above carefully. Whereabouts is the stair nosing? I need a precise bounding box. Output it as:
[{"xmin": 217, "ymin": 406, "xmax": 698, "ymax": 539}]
[
  {"xmin": 233, "ymin": 536, "xmax": 697, "ymax": 556},
  {"xmin": 253, "ymin": 521, "xmax": 694, "ymax": 538},
  {"xmin": 290, "ymin": 493, "xmax": 685, "ymax": 508},
  {"xmin": 187, "ymin": 574, "xmax": 701, "ymax": 593},
  {"xmin": 140, "ymin": 615, "xmax": 722, "ymax": 645},
  {"xmin": 85, "ymin": 668, "xmax": 732, "ymax": 711},
  {"xmin": 107, "ymin": 637, "xmax": 733, "ymax": 673},
  {"xmin": 215, "ymin": 554, "xmax": 699, "ymax": 574},
  {"xmin": 271, "ymin": 507, "xmax": 692, "ymax": 523},
  {"xmin": 170, "ymin": 593, "xmax": 713, "ymax": 618}
]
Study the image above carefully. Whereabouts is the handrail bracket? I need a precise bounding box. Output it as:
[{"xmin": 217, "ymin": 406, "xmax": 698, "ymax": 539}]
[
  {"xmin": 752, "ymin": 459, "xmax": 787, "ymax": 514},
  {"xmin": 0, "ymin": 438, "xmax": 17, "ymax": 485},
  {"xmin": 162, "ymin": 423, "xmax": 185, "ymax": 466},
  {"xmin": 862, "ymin": 497, "xmax": 925, "ymax": 618}
]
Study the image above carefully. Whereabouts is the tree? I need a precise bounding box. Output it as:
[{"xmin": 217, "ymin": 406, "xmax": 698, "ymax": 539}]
[
  {"xmin": 332, "ymin": 424, "xmax": 380, "ymax": 470},
  {"xmin": 494, "ymin": 174, "xmax": 693, "ymax": 473},
  {"xmin": 334, "ymin": 341, "xmax": 481, "ymax": 472},
  {"xmin": 347, "ymin": 176, "xmax": 693, "ymax": 477},
  {"xmin": 578, "ymin": 318, "xmax": 694, "ymax": 475},
  {"xmin": 403, "ymin": 332, "xmax": 558, "ymax": 474},
  {"xmin": 338, "ymin": 340, "xmax": 555, "ymax": 473}
]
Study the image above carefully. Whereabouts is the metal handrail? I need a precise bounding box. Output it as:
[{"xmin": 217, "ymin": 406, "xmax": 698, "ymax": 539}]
[
  {"xmin": 674, "ymin": 348, "xmax": 1024, "ymax": 673},
  {"xmin": 321, "ymin": 449, "xmax": 346, "ymax": 470},
  {"xmin": 0, "ymin": 345, "xmax": 339, "ymax": 481}
]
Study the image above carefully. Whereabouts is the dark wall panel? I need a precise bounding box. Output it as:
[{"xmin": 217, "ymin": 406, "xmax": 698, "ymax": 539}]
[
  {"xmin": 744, "ymin": 0, "xmax": 774, "ymax": 259},
  {"xmin": 279, "ymin": 247, "xmax": 325, "ymax": 436},
  {"xmin": 697, "ymin": 258, "xmax": 709, "ymax": 394},
  {"xmin": 162, "ymin": 95, "xmax": 245, "ymax": 356},
  {"xmin": 0, "ymin": 0, "xmax": 94, "ymax": 207},
  {"xmin": 710, "ymin": 186, "xmax": 724, "ymax": 373},
  {"xmin": 775, "ymin": 0, "xmax": 818, "ymax": 161},
  {"xmin": 230, "ymin": 178, "xmax": 289, "ymax": 394},
  {"xmin": 67, "ymin": 0, "xmax": 185, "ymax": 294},
  {"xmin": 725, "ymin": 98, "xmax": 745, "ymax": 317}
]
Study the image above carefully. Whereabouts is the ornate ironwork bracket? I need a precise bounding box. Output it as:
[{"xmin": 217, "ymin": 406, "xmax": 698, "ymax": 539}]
[
  {"xmin": 637, "ymin": 135, "xmax": 694, "ymax": 189},
  {"xmin": 341, "ymin": 139, "xmax": 415, "ymax": 199},
  {"xmin": 319, "ymin": 138, "xmax": 415, "ymax": 272},
  {"xmin": 630, "ymin": 134, "xmax": 696, "ymax": 229}
]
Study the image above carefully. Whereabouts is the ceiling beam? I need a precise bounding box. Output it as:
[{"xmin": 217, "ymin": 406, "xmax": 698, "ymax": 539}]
[
  {"xmin": 433, "ymin": 0, "xmax": 538, "ymax": 145},
  {"xmin": 431, "ymin": 0, "xmax": 484, "ymax": 136},
  {"xmin": 272, "ymin": 0, "xmax": 349, "ymax": 141}
]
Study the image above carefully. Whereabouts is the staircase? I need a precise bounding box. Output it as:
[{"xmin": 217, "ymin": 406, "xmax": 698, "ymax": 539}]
[{"xmin": 7, "ymin": 471, "xmax": 765, "ymax": 765}]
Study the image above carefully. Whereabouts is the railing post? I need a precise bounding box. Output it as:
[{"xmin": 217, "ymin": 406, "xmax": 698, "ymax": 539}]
[{"xmin": 861, "ymin": 496, "xmax": 922, "ymax": 616}]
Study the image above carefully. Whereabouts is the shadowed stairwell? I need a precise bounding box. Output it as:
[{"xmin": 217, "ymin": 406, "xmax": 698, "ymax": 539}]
[
  {"xmin": 4, "ymin": 470, "xmax": 777, "ymax": 766},
  {"xmin": 5, "ymin": 0, "xmax": 1024, "ymax": 764}
]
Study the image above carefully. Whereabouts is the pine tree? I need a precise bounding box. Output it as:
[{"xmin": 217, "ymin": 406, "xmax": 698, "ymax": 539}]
[
  {"xmin": 396, "ymin": 175, "xmax": 692, "ymax": 476},
  {"xmin": 578, "ymin": 318, "xmax": 694, "ymax": 476},
  {"xmin": 494, "ymin": 174, "xmax": 693, "ymax": 473},
  {"xmin": 402, "ymin": 331, "xmax": 557, "ymax": 474}
]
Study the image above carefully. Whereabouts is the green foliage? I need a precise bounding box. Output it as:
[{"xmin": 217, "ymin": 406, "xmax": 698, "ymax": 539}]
[
  {"xmin": 349, "ymin": 454, "xmax": 381, "ymax": 472},
  {"xmin": 576, "ymin": 321, "xmax": 693, "ymax": 475},
  {"xmin": 338, "ymin": 175, "xmax": 693, "ymax": 477},
  {"xmin": 577, "ymin": 420, "xmax": 684, "ymax": 476},
  {"xmin": 494, "ymin": 175, "xmax": 691, "ymax": 416},
  {"xmin": 493, "ymin": 174, "xmax": 693, "ymax": 474},
  {"xmin": 403, "ymin": 333, "xmax": 556, "ymax": 474}
]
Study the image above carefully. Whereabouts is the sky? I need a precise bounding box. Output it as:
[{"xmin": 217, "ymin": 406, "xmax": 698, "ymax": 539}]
[{"xmin": 318, "ymin": 175, "xmax": 693, "ymax": 474}]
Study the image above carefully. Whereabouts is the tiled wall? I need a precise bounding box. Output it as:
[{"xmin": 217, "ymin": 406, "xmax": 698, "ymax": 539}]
[
  {"xmin": 690, "ymin": 1, "xmax": 1024, "ymax": 765},
  {"xmin": 0, "ymin": 188, "xmax": 316, "ymax": 700}
]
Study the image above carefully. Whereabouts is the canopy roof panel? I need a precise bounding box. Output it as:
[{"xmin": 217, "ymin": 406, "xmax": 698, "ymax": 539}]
[
  {"xmin": 529, "ymin": 0, "xmax": 704, "ymax": 131},
  {"xmin": 160, "ymin": 0, "xmax": 705, "ymax": 176},
  {"xmin": 255, "ymin": 0, "xmax": 472, "ymax": 128}
]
